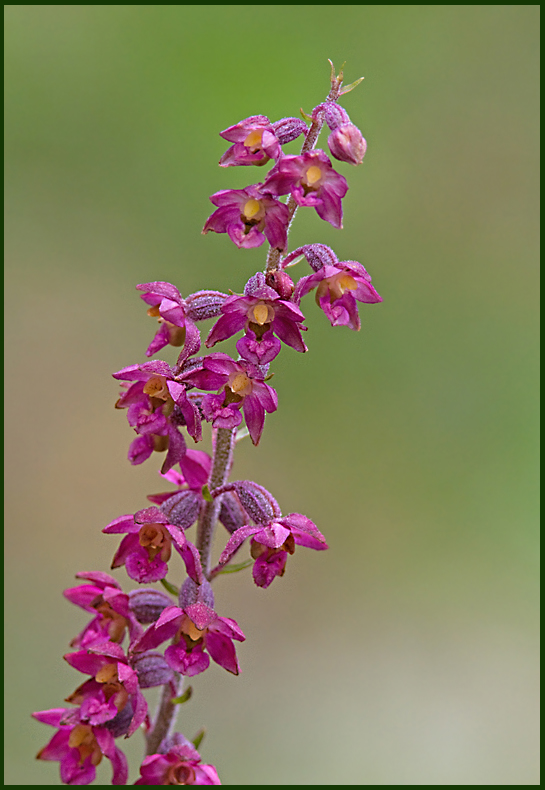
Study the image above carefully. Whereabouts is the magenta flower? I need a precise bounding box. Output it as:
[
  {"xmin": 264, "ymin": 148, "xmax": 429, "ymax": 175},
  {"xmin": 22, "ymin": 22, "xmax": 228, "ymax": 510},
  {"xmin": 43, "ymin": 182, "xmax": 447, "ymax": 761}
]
[
  {"xmin": 33, "ymin": 709, "xmax": 128, "ymax": 785},
  {"xmin": 103, "ymin": 506, "xmax": 203, "ymax": 585},
  {"xmin": 206, "ymin": 272, "xmax": 307, "ymax": 365},
  {"xmin": 63, "ymin": 641, "xmax": 148, "ymax": 737},
  {"xmin": 133, "ymin": 603, "xmax": 245, "ymax": 676},
  {"xmin": 135, "ymin": 735, "xmax": 220, "ymax": 785},
  {"xmin": 114, "ymin": 360, "xmax": 203, "ymax": 472},
  {"xmin": 183, "ymin": 353, "xmax": 278, "ymax": 445},
  {"xmin": 202, "ymin": 184, "xmax": 289, "ymax": 251},
  {"xmin": 218, "ymin": 513, "xmax": 328, "ymax": 589},
  {"xmin": 294, "ymin": 259, "xmax": 382, "ymax": 330},
  {"xmin": 219, "ymin": 114, "xmax": 281, "ymax": 167},
  {"xmin": 64, "ymin": 571, "xmax": 142, "ymax": 649},
  {"xmin": 136, "ymin": 282, "xmax": 228, "ymax": 358},
  {"xmin": 136, "ymin": 281, "xmax": 198, "ymax": 358},
  {"xmin": 263, "ymin": 149, "xmax": 348, "ymax": 228}
]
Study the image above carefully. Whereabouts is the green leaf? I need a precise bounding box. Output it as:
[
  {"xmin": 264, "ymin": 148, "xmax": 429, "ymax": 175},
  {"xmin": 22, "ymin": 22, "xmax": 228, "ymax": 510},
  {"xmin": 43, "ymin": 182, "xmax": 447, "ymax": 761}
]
[
  {"xmin": 201, "ymin": 484, "xmax": 213, "ymax": 502},
  {"xmin": 192, "ymin": 727, "xmax": 206, "ymax": 750},
  {"xmin": 282, "ymin": 253, "xmax": 305, "ymax": 269},
  {"xmin": 235, "ymin": 426, "xmax": 249, "ymax": 443},
  {"xmin": 171, "ymin": 686, "xmax": 193, "ymax": 705},
  {"xmin": 160, "ymin": 578, "xmax": 179, "ymax": 596},
  {"xmin": 340, "ymin": 77, "xmax": 364, "ymax": 96},
  {"xmin": 217, "ymin": 559, "xmax": 253, "ymax": 575}
]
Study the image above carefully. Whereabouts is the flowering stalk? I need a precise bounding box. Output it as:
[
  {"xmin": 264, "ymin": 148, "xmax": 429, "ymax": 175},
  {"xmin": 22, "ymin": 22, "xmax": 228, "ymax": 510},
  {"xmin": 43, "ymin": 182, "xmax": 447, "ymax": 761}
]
[
  {"xmin": 33, "ymin": 60, "xmax": 381, "ymax": 785},
  {"xmin": 265, "ymin": 59, "xmax": 345, "ymax": 275}
]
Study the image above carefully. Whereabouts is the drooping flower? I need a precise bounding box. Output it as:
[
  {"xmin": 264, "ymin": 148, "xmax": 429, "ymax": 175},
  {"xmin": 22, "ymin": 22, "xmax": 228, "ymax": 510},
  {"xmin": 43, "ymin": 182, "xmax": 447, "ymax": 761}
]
[
  {"xmin": 33, "ymin": 709, "xmax": 128, "ymax": 785},
  {"xmin": 219, "ymin": 115, "xmax": 281, "ymax": 167},
  {"xmin": 114, "ymin": 360, "xmax": 203, "ymax": 472},
  {"xmin": 63, "ymin": 571, "xmax": 142, "ymax": 649},
  {"xmin": 103, "ymin": 506, "xmax": 203, "ymax": 585},
  {"xmin": 263, "ymin": 149, "xmax": 348, "ymax": 228},
  {"xmin": 133, "ymin": 603, "xmax": 245, "ymax": 677},
  {"xmin": 63, "ymin": 641, "xmax": 148, "ymax": 737},
  {"xmin": 182, "ymin": 353, "xmax": 278, "ymax": 445},
  {"xmin": 206, "ymin": 272, "xmax": 307, "ymax": 365},
  {"xmin": 202, "ymin": 185, "xmax": 289, "ymax": 251},
  {"xmin": 136, "ymin": 281, "xmax": 198, "ymax": 358},
  {"xmin": 294, "ymin": 259, "xmax": 382, "ymax": 330},
  {"xmin": 218, "ymin": 513, "xmax": 328, "ymax": 589},
  {"xmin": 136, "ymin": 282, "xmax": 228, "ymax": 358},
  {"xmin": 314, "ymin": 102, "xmax": 367, "ymax": 166},
  {"xmin": 135, "ymin": 734, "xmax": 220, "ymax": 785}
]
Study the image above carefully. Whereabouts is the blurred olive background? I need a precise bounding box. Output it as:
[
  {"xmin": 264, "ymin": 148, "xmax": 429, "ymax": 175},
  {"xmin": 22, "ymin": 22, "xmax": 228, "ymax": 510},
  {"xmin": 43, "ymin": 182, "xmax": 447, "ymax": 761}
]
[{"xmin": 5, "ymin": 5, "xmax": 539, "ymax": 785}]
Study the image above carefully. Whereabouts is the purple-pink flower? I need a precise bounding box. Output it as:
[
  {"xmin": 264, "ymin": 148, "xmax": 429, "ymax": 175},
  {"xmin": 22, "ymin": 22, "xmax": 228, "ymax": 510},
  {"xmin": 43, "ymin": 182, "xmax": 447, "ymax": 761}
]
[
  {"xmin": 63, "ymin": 641, "xmax": 148, "ymax": 737},
  {"xmin": 294, "ymin": 259, "xmax": 382, "ymax": 330},
  {"xmin": 202, "ymin": 184, "xmax": 289, "ymax": 251},
  {"xmin": 64, "ymin": 571, "xmax": 141, "ymax": 649},
  {"xmin": 219, "ymin": 513, "xmax": 328, "ymax": 589},
  {"xmin": 219, "ymin": 114, "xmax": 281, "ymax": 167},
  {"xmin": 114, "ymin": 360, "xmax": 203, "ymax": 472},
  {"xmin": 183, "ymin": 353, "xmax": 278, "ymax": 445},
  {"xmin": 33, "ymin": 709, "xmax": 128, "ymax": 785},
  {"xmin": 136, "ymin": 281, "xmax": 199, "ymax": 358},
  {"xmin": 135, "ymin": 735, "xmax": 220, "ymax": 785},
  {"xmin": 133, "ymin": 603, "xmax": 245, "ymax": 676},
  {"xmin": 206, "ymin": 272, "xmax": 307, "ymax": 365},
  {"xmin": 103, "ymin": 506, "xmax": 203, "ymax": 585},
  {"xmin": 263, "ymin": 149, "xmax": 348, "ymax": 228}
]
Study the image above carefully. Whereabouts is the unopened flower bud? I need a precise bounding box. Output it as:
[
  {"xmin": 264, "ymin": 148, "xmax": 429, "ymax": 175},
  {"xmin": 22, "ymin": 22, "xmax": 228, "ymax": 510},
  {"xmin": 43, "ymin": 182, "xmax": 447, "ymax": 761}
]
[
  {"xmin": 219, "ymin": 492, "xmax": 248, "ymax": 534},
  {"xmin": 104, "ymin": 702, "xmax": 134, "ymax": 738},
  {"xmin": 179, "ymin": 578, "xmax": 215, "ymax": 609},
  {"xmin": 328, "ymin": 123, "xmax": 367, "ymax": 165},
  {"xmin": 230, "ymin": 481, "xmax": 281, "ymax": 524},
  {"xmin": 161, "ymin": 490, "xmax": 201, "ymax": 531},
  {"xmin": 128, "ymin": 589, "xmax": 174, "ymax": 623},
  {"xmin": 322, "ymin": 102, "xmax": 350, "ymax": 130},
  {"xmin": 185, "ymin": 291, "xmax": 228, "ymax": 322},
  {"xmin": 271, "ymin": 117, "xmax": 308, "ymax": 145},
  {"xmin": 132, "ymin": 652, "xmax": 174, "ymax": 688},
  {"xmin": 265, "ymin": 270, "xmax": 295, "ymax": 300},
  {"xmin": 303, "ymin": 244, "xmax": 339, "ymax": 272}
]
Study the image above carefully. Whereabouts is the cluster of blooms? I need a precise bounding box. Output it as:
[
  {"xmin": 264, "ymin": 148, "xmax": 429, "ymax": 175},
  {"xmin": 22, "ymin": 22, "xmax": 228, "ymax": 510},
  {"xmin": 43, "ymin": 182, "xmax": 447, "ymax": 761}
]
[{"xmin": 34, "ymin": 62, "xmax": 381, "ymax": 784}]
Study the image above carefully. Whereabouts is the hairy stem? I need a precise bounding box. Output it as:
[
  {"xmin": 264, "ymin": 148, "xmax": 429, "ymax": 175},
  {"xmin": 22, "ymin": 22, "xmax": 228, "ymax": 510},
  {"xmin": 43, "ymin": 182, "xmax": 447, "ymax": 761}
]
[
  {"xmin": 265, "ymin": 68, "xmax": 344, "ymax": 275},
  {"xmin": 146, "ymin": 674, "xmax": 182, "ymax": 756},
  {"xmin": 146, "ymin": 429, "xmax": 235, "ymax": 754},
  {"xmin": 196, "ymin": 426, "xmax": 236, "ymax": 578}
]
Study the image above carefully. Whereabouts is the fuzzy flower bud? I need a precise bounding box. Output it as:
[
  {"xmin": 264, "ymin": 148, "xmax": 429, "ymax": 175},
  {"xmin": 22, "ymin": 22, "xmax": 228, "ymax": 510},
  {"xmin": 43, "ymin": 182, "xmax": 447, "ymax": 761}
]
[
  {"xmin": 271, "ymin": 116, "xmax": 308, "ymax": 145},
  {"xmin": 213, "ymin": 481, "xmax": 282, "ymax": 525},
  {"xmin": 313, "ymin": 102, "xmax": 367, "ymax": 165},
  {"xmin": 128, "ymin": 589, "xmax": 174, "ymax": 624},
  {"xmin": 328, "ymin": 123, "xmax": 367, "ymax": 165},
  {"xmin": 179, "ymin": 578, "xmax": 215, "ymax": 610},
  {"xmin": 131, "ymin": 652, "xmax": 174, "ymax": 689}
]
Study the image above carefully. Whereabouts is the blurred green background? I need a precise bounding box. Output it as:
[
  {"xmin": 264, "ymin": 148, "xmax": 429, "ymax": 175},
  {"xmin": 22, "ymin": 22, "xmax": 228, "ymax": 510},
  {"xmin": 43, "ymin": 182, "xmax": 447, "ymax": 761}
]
[{"xmin": 5, "ymin": 5, "xmax": 539, "ymax": 785}]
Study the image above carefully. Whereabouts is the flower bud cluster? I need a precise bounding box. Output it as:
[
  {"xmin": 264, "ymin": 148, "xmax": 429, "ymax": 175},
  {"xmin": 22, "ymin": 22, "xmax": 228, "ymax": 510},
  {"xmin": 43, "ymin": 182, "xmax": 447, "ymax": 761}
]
[{"xmin": 34, "ymin": 62, "xmax": 381, "ymax": 785}]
